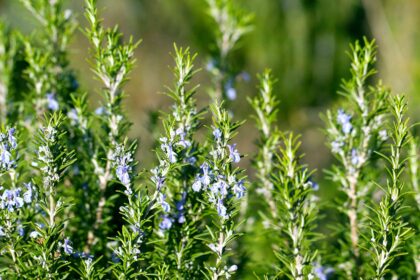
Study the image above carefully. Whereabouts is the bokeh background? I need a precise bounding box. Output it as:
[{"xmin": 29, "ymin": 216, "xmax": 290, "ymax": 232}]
[{"xmin": 1, "ymin": 0, "xmax": 420, "ymax": 194}]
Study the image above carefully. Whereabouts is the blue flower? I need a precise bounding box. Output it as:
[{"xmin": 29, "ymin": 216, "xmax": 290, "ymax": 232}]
[
  {"xmin": 159, "ymin": 215, "xmax": 173, "ymax": 230},
  {"xmin": 63, "ymin": 238, "xmax": 73, "ymax": 255},
  {"xmin": 158, "ymin": 193, "xmax": 170, "ymax": 213},
  {"xmin": 17, "ymin": 224, "xmax": 24, "ymax": 237},
  {"xmin": 160, "ymin": 138, "xmax": 177, "ymax": 163},
  {"xmin": 0, "ymin": 128, "xmax": 17, "ymax": 171},
  {"xmin": 310, "ymin": 180, "xmax": 319, "ymax": 191},
  {"xmin": 225, "ymin": 79, "xmax": 237, "ymax": 100},
  {"xmin": 1, "ymin": 188, "xmax": 24, "ymax": 212},
  {"xmin": 216, "ymin": 199, "xmax": 228, "ymax": 219},
  {"xmin": 192, "ymin": 177, "xmax": 202, "ymax": 192},
  {"xmin": 186, "ymin": 156, "xmax": 197, "ymax": 165},
  {"xmin": 228, "ymin": 144, "xmax": 241, "ymax": 163},
  {"xmin": 213, "ymin": 128, "xmax": 222, "ymax": 141},
  {"xmin": 193, "ymin": 163, "xmax": 212, "ymax": 192},
  {"xmin": 0, "ymin": 226, "xmax": 5, "ymax": 237},
  {"xmin": 8, "ymin": 128, "xmax": 17, "ymax": 149},
  {"xmin": 331, "ymin": 140, "xmax": 343, "ymax": 154},
  {"xmin": 351, "ymin": 149, "xmax": 361, "ymax": 166},
  {"xmin": 201, "ymin": 163, "xmax": 211, "ymax": 186},
  {"xmin": 23, "ymin": 183, "xmax": 34, "ymax": 203},
  {"xmin": 176, "ymin": 129, "xmax": 191, "ymax": 148},
  {"xmin": 0, "ymin": 148, "xmax": 12, "ymax": 169},
  {"xmin": 116, "ymin": 164, "xmax": 130, "ymax": 186},
  {"xmin": 111, "ymin": 253, "xmax": 121, "ymax": 263},
  {"xmin": 314, "ymin": 263, "xmax": 334, "ymax": 280},
  {"xmin": 232, "ymin": 180, "xmax": 246, "ymax": 198},
  {"xmin": 67, "ymin": 109, "xmax": 79, "ymax": 125},
  {"xmin": 151, "ymin": 168, "xmax": 165, "ymax": 191},
  {"xmin": 95, "ymin": 106, "xmax": 106, "ymax": 115},
  {"xmin": 178, "ymin": 215, "xmax": 186, "ymax": 224},
  {"xmin": 218, "ymin": 179, "xmax": 229, "ymax": 196},
  {"xmin": 337, "ymin": 109, "xmax": 352, "ymax": 134},
  {"xmin": 175, "ymin": 193, "xmax": 186, "ymax": 211},
  {"xmin": 46, "ymin": 93, "xmax": 59, "ymax": 111},
  {"xmin": 226, "ymin": 88, "xmax": 237, "ymax": 100},
  {"xmin": 29, "ymin": 231, "xmax": 41, "ymax": 238}
]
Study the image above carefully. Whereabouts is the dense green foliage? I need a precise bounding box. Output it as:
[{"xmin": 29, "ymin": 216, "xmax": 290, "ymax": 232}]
[{"xmin": 0, "ymin": 0, "xmax": 418, "ymax": 279}]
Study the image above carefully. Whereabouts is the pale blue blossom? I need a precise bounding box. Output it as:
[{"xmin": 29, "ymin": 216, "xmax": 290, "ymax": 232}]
[
  {"xmin": 193, "ymin": 163, "xmax": 212, "ymax": 192},
  {"xmin": 160, "ymin": 137, "xmax": 177, "ymax": 163},
  {"xmin": 116, "ymin": 165, "xmax": 130, "ymax": 186},
  {"xmin": 216, "ymin": 199, "xmax": 228, "ymax": 219},
  {"xmin": 30, "ymin": 231, "xmax": 41, "ymax": 238},
  {"xmin": 314, "ymin": 263, "xmax": 334, "ymax": 280},
  {"xmin": 23, "ymin": 182, "xmax": 34, "ymax": 203},
  {"xmin": 337, "ymin": 109, "xmax": 352, "ymax": 134},
  {"xmin": 0, "ymin": 148, "xmax": 12, "ymax": 169},
  {"xmin": 151, "ymin": 168, "xmax": 165, "ymax": 191},
  {"xmin": 158, "ymin": 193, "xmax": 170, "ymax": 213},
  {"xmin": 111, "ymin": 145, "xmax": 134, "ymax": 189},
  {"xmin": 331, "ymin": 140, "xmax": 343, "ymax": 154},
  {"xmin": 46, "ymin": 93, "xmax": 59, "ymax": 111},
  {"xmin": 351, "ymin": 149, "xmax": 361, "ymax": 166},
  {"xmin": 63, "ymin": 238, "xmax": 73, "ymax": 254},
  {"xmin": 201, "ymin": 163, "xmax": 211, "ymax": 186},
  {"xmin": 175, "ymin": 128, "xmax": 191, "ymax": 148},
  {"xmin": 225, "ymin": 79, "xmax": 237, "ymax": 100},
  {"xmin": 228, "ymin": 144, "xmax": 241, "ymax": 163},
  {"xmin": 7, "ymin": 128, "xmax": 16, "ymax": 149},
  {"xmin": 192, "ymin": 177, "xmax": 202, "ymax": 192},
  {"xmin": 213, "ymin": 128, "xmax": 222, "ymax": 141},
  {"xmin": 232, "ymin": 180, "xmax": 246, "ymax": 198},
  {"xmin": 178, "ymin": 215, "xmax": 186, "ymax": 224},
  {"xmin": 226, "ymin": 87, "xmax": 237, "ymax": 100},
  {"xmin": 1, "ymin": 188, "xmax": 24, "ymax": 212},
  {"xmin": 159, "ymin": 215, "xmax": 173, "ymax": 230},
  {"xmin": 17, "ymin": 224, "xmax": 24, "ymax": 236},
  {"xmin": 67, "ymin": 109, "xmax": 79, "ymax": 125},
  {"xmin": 0, "ymin": 128, "xmax": 16, "ymax": 171},
  {"xmin": 95, "ymin": 106, "xmax": 106, "ymax": 115},
  {"xmin": 212, "ymin": 179, "xmax": 228, "ymax": 197}
]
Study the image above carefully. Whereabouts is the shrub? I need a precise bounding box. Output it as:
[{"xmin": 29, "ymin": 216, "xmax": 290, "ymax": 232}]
[{"xmin": 0, "ymin": 0, "xmax": 418, "ymax": 279}]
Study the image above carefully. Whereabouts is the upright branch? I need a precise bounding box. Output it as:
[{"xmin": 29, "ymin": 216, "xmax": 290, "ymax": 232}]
[
  {"xmin": 367, "ymin": 95, "xmax": 414, "ymax": 279},
  {"xmin": 192, "ymin": 103, "xmax": 245, "ymax": 280},
  {"xmin": 271, "ymin": 133, "xmax": 318, "ymax": 279},
  {"xmin": 20, "ymin": 0, "xmax": 77, "ymax": 122},
  {"xmin": 324, "ymin": 39, "xmax": 388, "ymax": 276},
  {"xmin": 249, "ymin": 69, "xmax": 281, "ymax": 220},
  {"xmin": 205, "ymin": 0, "xmax": 253, "ymax": 102},
  {"xmin": 0, "ymin": 126, "xmax": 34, "ymax": 277},
  {"xmin": 83, "ymin": 0, "xmax": 139, "ymax": 249},
  {"xmin": 151, "ymin": 45, "xmax": 205, "ymax": 278},
  {"xmin": 28, "ymin": 113, "xmax": 75, "ymax": 279}
]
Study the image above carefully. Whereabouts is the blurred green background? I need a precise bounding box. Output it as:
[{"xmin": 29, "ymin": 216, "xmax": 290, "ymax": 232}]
[{"xmin": 1, "ymin": 0, "xmax": 420, "ymax": 182}]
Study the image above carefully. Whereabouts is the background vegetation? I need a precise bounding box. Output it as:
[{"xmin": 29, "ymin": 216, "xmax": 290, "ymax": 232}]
[
  {"xmin": 2, "ymin": 0, "xmax": 420, "ymax": 173},
  {"xmin": 0, "ymin": 0, "xmax": 419, "ymax": 278}
]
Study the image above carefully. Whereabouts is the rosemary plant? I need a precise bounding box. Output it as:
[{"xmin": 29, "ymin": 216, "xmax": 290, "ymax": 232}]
[
  {"xmin": 0, "ymin": 0, "xmax": 418, "ymax": 279},
  {"xmin": 366, "ymin": 96, "xmax": 414, "ymax": 279},
  {"xmin": 324, "ymin": 38, "xmax": 389, "ymax": 278},
  {"xmin": 205, "ymin": 0, "xmax": 253, "ymax": 102}
]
